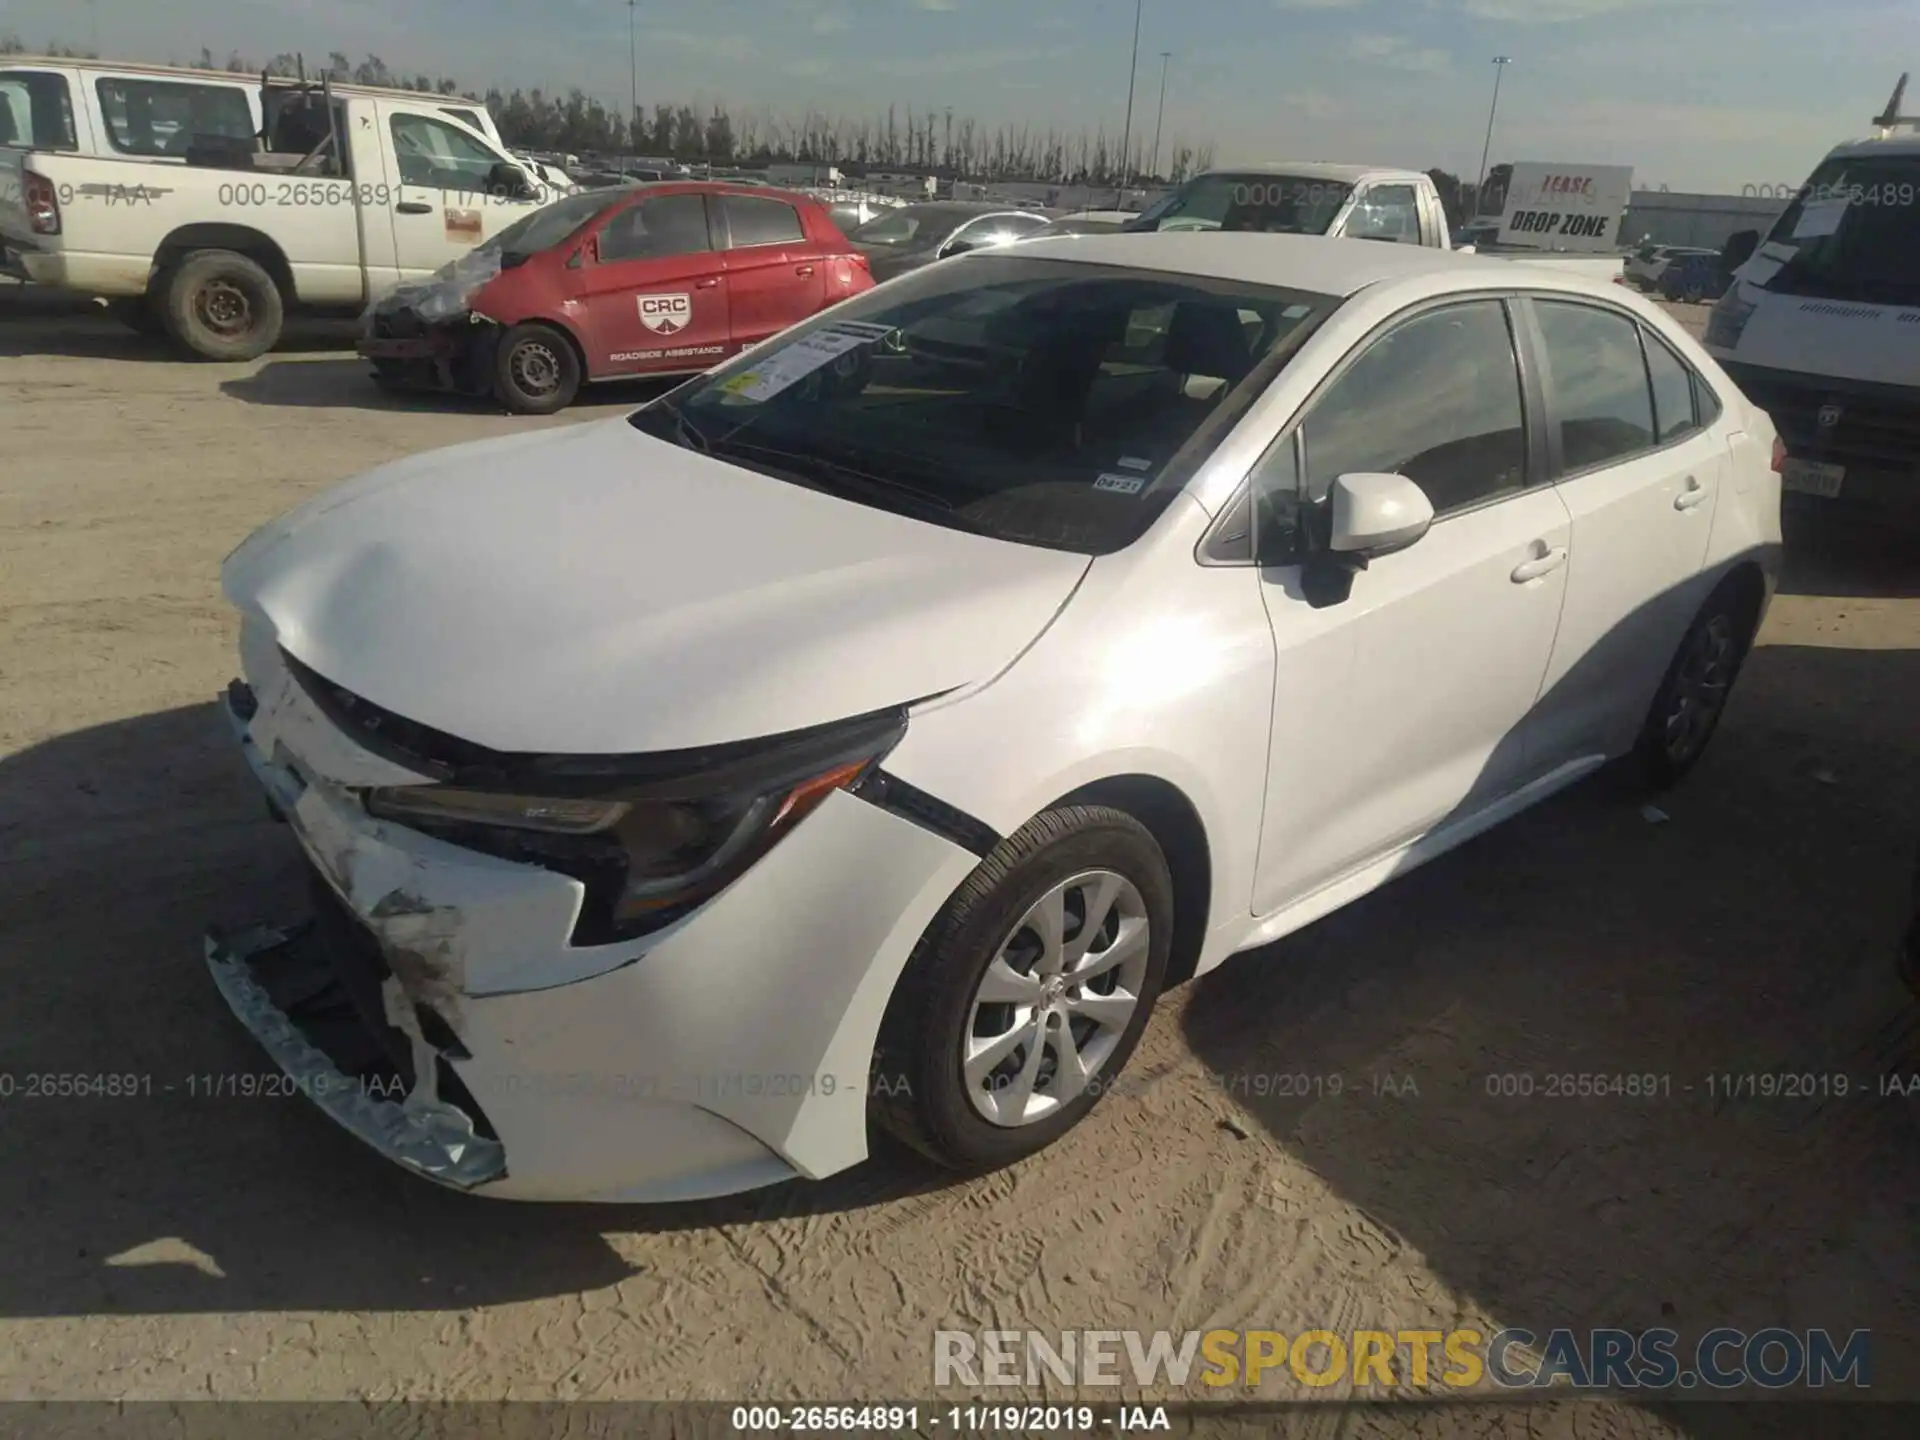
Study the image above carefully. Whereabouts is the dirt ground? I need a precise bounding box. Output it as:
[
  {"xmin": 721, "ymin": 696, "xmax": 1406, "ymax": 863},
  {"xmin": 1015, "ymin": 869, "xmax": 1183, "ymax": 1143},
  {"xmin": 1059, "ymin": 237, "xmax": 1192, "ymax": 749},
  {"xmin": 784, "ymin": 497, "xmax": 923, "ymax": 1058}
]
[{"xmin": 2, "ymin": 290, "xmax": 1917, "ymax": 1433}]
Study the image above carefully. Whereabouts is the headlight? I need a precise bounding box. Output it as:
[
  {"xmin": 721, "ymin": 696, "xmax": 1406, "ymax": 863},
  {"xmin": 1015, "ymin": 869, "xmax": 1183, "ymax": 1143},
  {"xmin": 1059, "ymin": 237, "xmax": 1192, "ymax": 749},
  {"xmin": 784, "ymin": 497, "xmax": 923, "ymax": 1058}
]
[
  {"xmin": 361, "ymin": 711, "xmax": 905, "ymax": 944},
  {"xmin": 1704, "ymin": 285, "xmax": 1757, "ymax": 351}
]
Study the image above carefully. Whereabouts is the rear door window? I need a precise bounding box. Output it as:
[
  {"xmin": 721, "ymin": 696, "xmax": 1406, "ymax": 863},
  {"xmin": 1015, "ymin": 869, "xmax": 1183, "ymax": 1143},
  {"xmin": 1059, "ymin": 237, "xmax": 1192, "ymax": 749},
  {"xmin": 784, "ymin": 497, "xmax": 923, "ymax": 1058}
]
[
  {"xmin": 1533, "ymin": 301, "xmax": 1657, "ymax": 471},
  {"xmin": 0, "ymin": 70, "xmax": 79, "ymax": 150},
  {"xmin": 96, "ymin": 77, "xmax": 253, "ymax": 157},
  {"xmin": 723, "ymin": 195, "xmax": 806, "ymax": 248}
]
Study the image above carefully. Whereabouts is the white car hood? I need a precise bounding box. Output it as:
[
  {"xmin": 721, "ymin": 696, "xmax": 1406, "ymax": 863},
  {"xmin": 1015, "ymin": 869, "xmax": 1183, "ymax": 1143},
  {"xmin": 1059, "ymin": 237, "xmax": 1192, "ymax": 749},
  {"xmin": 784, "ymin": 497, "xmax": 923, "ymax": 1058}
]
[{"xmin": 222, "ymin": 417, "xmax": 1090, "ymax": 754}]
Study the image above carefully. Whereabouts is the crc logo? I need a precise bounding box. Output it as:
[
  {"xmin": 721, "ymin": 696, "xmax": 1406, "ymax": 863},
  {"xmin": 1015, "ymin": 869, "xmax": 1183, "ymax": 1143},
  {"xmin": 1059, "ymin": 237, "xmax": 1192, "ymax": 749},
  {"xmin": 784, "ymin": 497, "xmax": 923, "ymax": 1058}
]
[
  {"xmin": 636, "ymin": 293, "xmax": 692, "ymax": 334},
  {"xmin": 1818, "ymin": 404, "xmax": 1844, "ymax": 430}
]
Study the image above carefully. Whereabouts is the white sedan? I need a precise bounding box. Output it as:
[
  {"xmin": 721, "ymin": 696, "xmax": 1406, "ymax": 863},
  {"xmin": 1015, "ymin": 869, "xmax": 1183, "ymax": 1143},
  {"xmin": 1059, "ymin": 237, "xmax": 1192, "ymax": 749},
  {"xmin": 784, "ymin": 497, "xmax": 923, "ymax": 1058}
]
[{"xmin": 212, "ymin": 234, "xmax": 1783, "ymax": 1202}]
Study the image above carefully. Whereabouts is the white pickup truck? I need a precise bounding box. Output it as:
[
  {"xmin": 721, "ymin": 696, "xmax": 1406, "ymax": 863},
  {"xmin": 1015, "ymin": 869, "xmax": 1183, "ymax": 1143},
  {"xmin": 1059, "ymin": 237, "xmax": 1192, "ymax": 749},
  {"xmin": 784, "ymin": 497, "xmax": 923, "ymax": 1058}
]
[
  {"xmin": 1126, "ymin": 163, "xmax": 1625, "ymax": 282},
  {"xmin": 0, "ymin": 72, "xmax": 552, "ymax": 358}
]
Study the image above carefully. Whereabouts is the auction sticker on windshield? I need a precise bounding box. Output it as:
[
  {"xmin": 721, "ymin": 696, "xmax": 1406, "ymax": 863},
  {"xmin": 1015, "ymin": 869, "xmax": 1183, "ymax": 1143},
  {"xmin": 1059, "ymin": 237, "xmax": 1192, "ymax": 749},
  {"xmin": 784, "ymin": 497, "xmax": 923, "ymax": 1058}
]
[{"xmin": 717, "ymin": 323, "xmax": 889, "ymax": 403}]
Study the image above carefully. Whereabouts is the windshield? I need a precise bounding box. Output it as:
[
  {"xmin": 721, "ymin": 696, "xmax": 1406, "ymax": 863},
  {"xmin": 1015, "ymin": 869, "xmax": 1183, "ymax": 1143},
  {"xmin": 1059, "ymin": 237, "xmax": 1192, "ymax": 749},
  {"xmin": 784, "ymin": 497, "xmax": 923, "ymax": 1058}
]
[
  {"xmin": 1757, "ymin": 155, "xmax": 1920, "ymax": 302},
  {"xmin": 628, "ymin": 254, "xmax": 1337, "ymax": 555},
  {"xmin": 1128, "ymin": 173, "xmax": 1355, "ymax": 234},
  {"xmin": 485, "ymin": 188, "xmax": 624, "ymax": 256}
]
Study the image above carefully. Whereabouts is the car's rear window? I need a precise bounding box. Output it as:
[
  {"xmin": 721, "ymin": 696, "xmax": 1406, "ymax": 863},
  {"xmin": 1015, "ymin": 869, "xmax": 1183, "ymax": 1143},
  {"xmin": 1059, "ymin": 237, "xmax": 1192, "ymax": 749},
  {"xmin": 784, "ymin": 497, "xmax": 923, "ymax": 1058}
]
[{"xmin": 630, "ymin": 254, "xmax": 1339, "ymax": 555}]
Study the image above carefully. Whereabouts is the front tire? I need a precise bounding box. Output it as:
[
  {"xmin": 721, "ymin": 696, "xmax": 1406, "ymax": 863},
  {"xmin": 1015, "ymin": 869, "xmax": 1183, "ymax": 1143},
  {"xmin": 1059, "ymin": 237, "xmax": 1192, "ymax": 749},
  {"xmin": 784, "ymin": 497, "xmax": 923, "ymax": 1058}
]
[
  {"xmin": 872, "ymin": 806, "xmax": 1173, "ymax": 1172},
  {"xmin": 1633, "ymin": 581, "xmax": 1755, "ymax": 789},
  {"xmin": 160, "ymin": 250, "xmax": 285, "ymax": 361},
  {"xmin": 492, "ymin": 323, "xmax": 581, "ymax": 415}
]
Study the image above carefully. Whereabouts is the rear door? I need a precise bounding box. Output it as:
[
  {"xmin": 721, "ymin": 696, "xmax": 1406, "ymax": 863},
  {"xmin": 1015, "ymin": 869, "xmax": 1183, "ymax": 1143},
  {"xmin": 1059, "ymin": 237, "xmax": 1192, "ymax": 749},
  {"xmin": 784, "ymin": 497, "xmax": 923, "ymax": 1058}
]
[
  {"xmin": 576, "ymin": 190, "xmax": 732, "ymax": 376},
  {"xmin": 716, "ymin": 191, "xmax": 826, "ymax": 346},
  {"xmin": 379, "ymin": 101, "xmax": 541, "ymax": 280},
  {"xmin": 1519, "ymin": 297, "xmax": 1725, "ymax": 768}
]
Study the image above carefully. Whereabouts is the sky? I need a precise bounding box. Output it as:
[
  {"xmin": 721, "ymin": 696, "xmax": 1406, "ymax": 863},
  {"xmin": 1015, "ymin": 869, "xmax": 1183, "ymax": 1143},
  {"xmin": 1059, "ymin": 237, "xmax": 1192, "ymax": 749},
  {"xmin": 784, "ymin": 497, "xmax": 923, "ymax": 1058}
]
[{"xmin": 3, "ymin": 0, "xmax": 1914, "ymax": 190}]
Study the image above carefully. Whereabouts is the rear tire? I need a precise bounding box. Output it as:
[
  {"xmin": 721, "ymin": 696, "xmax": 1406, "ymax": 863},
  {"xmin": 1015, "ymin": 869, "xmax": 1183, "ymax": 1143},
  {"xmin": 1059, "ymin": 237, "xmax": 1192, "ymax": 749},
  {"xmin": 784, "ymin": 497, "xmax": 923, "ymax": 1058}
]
[
  {"xmin": 871, "ymin": 806, "xmax": 1173, "ymax": 1172},
  {"xmin": 492, "ymin": 322, "xmax": 581, "ymax": 415},
  {"xmin": 1633, "ymin": 580, "xmax": 1756, "ymax": 790},
  {"xmin": 160, "ymin": 250, "xmax": 284, "ymax": 361}
]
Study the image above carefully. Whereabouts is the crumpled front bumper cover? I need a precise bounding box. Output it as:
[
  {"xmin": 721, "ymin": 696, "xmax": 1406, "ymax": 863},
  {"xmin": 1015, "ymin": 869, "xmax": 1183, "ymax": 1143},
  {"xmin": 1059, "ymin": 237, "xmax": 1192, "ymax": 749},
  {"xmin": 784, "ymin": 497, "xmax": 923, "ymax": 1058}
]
[{"xmin": 204, "ymin": 922, "xmax": 507, "ymax": 1191}]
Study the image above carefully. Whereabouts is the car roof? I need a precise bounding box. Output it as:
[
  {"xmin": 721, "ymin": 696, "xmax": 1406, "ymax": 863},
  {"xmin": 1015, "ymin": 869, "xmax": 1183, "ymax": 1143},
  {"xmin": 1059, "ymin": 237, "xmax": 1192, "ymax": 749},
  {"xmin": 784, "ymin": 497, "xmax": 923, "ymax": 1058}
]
[
  {"xmin": 1003, "ymin": 231, "xmax": 1510, "ymax": 296},
  {"xmin": 1828, "ymin": 131, "xmax": 1920, "ymax": 159},
  {"xmin": 1193, "ymin": 162, "xmax": 1422, "ymax": 185}
]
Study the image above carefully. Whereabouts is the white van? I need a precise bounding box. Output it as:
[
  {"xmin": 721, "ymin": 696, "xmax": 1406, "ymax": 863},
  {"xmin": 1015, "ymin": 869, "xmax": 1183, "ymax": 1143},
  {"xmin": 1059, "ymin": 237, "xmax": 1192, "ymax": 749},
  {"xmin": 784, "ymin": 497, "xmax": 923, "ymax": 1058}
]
[
  {"xmin": 1704, "ymin": 75, "xmax": 1920, "ymax": 518},
  {"xmin": 0, "ymin": 56, "xmax": 510, "ymax": 159}
]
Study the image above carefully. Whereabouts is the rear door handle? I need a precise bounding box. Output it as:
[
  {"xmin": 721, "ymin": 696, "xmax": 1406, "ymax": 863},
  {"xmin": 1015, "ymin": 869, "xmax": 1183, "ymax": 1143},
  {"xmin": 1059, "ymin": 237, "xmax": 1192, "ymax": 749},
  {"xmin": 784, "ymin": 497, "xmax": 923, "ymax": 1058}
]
[
  {"xmin": 795, "ymin": 264, "xmax": 815, "ymax": 276},
  {"xmin": 394, "ymin": 201, "xmax": 433, "ymax": 215},
  {"xmin": 1674, "ymin": 476, "xmax": 1710, "ymax": 511},
  {"xmin": 695, "ymin": 277, "xmax": 721, "ymax": 289},
  {"xmin": 1511, "ymin": 545, "xmax": 1569, "ymax": 583}
]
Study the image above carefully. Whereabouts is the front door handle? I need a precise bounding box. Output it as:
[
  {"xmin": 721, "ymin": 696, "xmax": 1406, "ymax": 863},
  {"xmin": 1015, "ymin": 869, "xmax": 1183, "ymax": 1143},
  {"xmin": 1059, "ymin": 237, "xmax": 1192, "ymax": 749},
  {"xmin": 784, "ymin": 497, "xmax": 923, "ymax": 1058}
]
[
  {"xmin": 1674, "ymin": 476, "xmax": 1710, "ymax": 511},
  {"xmin": 695, "ymin": 277, "xmax": 721, "ymax": 289},
  {"xmin": 394, "ymin": 201, "xmax": 433, "ymax": 215},
  {"xmin": 795, "ymin": 264, "xmax": 815, "ymax": 277},
  {"xmin": 1511, "ymin": 545, "xmax": 1569, "ymax": 583}
]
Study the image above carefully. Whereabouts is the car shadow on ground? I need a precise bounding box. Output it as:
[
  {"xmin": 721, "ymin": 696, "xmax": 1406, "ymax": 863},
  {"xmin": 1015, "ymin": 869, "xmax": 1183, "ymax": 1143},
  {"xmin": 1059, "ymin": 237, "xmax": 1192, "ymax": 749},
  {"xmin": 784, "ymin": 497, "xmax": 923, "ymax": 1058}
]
[
  {"xmin": 1179, "ymin": 531, "xmax": 1920, "ymax": 1401},
  {"xmin": 0, "ymin": 702, "xmax": 961, "ymax": 1318},
  {"xmin": 219, "ymin": 359, "xmax": 678, "ymax": 414},
  {"xmin": 1778, "ymin": 504, "xmax": 1920, "ymax": 600},
  {"xmin": 0, "ymin": 315, "xmax": 361, "ymax": 361}
]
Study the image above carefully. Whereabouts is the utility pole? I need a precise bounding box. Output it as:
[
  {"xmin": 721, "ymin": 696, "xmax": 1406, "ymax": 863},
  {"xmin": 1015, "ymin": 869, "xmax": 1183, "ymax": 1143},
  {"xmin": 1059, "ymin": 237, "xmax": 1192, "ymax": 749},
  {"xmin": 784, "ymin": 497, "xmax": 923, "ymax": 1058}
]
[
  {"xmin": 627, "ymin": 1, "xmax": 639, "ymax": 157},
  {"xmin": 1115, "ymin": 0, "xmax": 1143, "ymax": 203},
  {"xmin": 944, "ymin": 106, "xmax": 953, "ymax": 172},
  {"xmin": 1149, "ymin": 51, "xmax": 1171, "ymax": 181},
  {"xmin": 87, "ymin": 0, "xmax": 100, "ymax": 55},
  {"xmin": 1473, "ymin": 56, "xmax": 1511, "ymax": 217}
]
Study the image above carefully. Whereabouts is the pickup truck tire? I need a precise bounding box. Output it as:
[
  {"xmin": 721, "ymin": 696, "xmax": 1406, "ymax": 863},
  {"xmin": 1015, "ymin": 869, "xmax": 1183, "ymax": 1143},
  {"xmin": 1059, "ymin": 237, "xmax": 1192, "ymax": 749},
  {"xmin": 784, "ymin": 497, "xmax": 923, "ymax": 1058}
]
[
  {"xmin": 105, "ymin": 296, "xmax": 166, "ymax": 338},
  {"xmin": 492, "ymin": 323, "xmax": 581, "ymax": 415},
  {"xmin": 161, "ymin": 250, "xmax": 285, "ymax": 362}
]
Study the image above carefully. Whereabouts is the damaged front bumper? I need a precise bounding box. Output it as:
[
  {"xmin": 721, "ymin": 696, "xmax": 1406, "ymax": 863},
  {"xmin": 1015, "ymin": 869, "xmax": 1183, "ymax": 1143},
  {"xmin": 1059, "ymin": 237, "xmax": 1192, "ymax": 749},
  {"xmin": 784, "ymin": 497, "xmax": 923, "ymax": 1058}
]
[
  {"xmin": 358, "ymin": 303, "xmax": 497, "ymax": 393},
  {"xmin": 205, "ymin": 624, "xmax": 981, "ymax": 1201},
  {"xmin": 205, "ymin": 923, "xmax": 507, "ymax": 1189}
]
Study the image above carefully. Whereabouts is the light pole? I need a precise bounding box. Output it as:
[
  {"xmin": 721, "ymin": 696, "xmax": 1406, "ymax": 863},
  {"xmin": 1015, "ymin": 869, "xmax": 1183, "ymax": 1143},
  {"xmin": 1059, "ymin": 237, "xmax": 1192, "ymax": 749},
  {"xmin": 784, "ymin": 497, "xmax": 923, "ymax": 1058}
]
[
  {"xmin": 1115, "ymin": 0, "xmax": 1143, "ymax": 202},
  {"xmin": 627, "ymin": 0, "xmax": 638, "ymax": 157},
  {"xmin": 1149, "ymin": 51, "xmax": 1171, "ymax": 181},
  {"xmin": 1473, "ymin": 55, "xmax": 1511, "ymax": 218}
]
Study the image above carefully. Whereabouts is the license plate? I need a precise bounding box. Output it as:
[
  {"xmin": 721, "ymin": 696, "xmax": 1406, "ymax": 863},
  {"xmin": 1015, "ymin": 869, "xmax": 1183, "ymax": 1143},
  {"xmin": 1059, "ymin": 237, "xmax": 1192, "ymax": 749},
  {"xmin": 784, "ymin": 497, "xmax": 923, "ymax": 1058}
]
[{"xmin": 1782, "ymin": 458, "xmax": 1845, "ymax": 497}]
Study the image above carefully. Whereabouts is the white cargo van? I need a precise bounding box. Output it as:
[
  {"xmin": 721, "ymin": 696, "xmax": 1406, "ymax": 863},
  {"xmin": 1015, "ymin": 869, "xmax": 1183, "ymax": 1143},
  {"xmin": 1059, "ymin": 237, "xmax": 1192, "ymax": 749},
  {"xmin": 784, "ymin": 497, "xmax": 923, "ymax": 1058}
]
[
  {"xmin": 1705, "ymin": 75, "xmax": 1920, "ymax": 518},
  {"xmin": 0, "ymin": 72, "xmax": 548, "ymax": 359}
]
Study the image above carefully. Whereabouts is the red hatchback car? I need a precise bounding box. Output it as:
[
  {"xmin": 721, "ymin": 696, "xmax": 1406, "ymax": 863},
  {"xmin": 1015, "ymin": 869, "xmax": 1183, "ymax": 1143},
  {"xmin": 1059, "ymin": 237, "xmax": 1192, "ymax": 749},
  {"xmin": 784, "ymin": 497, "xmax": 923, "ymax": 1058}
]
[{"xmin": 359, "ymin": 182, "xmax": 874, "ymax": 413}]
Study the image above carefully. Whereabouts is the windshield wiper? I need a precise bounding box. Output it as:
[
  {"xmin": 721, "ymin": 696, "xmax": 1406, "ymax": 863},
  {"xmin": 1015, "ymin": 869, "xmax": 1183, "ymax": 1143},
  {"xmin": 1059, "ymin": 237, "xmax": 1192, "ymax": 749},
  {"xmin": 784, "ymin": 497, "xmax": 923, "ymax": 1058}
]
[{"xmin": 708, "ymin": 437, "xmax": 953, "ymax": 507}]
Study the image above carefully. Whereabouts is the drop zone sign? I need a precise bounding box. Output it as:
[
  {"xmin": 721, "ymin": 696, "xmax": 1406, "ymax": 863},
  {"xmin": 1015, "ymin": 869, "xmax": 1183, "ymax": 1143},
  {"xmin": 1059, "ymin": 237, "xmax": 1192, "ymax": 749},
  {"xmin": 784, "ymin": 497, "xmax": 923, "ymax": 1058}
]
[{"xmin": 1497, "ymin": 163, "xmax": 1634, "ymax": 252}]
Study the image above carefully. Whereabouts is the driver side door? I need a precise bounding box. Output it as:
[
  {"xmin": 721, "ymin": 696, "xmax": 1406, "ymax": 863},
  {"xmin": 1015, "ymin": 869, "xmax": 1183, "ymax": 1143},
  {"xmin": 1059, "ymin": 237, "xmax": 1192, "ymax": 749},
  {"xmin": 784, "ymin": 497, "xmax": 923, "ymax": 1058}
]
[
  {"xmin": 1249, "ymin": 296, "xmax": 1574, "ymax": 916},
  {"xmin": 379, "ymin": 102, "xmax": 541, "ymax": 281}
]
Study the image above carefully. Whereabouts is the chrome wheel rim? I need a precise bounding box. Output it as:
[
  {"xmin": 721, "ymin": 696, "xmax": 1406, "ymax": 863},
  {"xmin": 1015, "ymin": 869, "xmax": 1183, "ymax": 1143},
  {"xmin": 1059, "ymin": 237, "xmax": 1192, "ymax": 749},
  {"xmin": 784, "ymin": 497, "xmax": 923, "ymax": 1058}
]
[
  {"xmin": 510, "ymin": 340, "xmax": 562, "ymax": 397},
  {"xmin": 1663, "ymin": 613, "xmax": 1735, "ymax": 764},
  {"xmin": 963, "ymin": 870, "xmax": 1150, "ymax": 1128},
  {"xmin": 195, "ymin": 279, "xmax": 252, "ymax": 337}
]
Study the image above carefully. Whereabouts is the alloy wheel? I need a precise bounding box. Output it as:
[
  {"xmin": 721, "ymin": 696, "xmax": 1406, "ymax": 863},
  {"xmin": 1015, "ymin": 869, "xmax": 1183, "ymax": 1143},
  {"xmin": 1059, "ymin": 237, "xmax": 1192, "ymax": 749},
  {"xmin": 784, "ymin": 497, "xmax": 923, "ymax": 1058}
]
[
  {"xmin": 1663, "ymin": 612, "xmax": 1736, "ymax": 765},
  {"xmin": 962, "ymin": 870, "xmax": 1151, "ymax": 1127}
]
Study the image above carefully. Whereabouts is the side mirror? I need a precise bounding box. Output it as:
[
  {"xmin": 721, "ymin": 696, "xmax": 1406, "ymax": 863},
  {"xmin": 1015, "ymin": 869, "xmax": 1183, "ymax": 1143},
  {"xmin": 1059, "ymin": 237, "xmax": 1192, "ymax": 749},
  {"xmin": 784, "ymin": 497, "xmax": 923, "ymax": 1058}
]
[
  {"xmin": 1329, "ymin": 472, "xmax": 1433, "ymax": 556},
  {"xmin": 488, "ymin": 160, "xmax": 538, "ymax": 202},
  {"xmin": 1722, "ymin": 228, "xmax": 1760, "ymax": 272},
  {"xmin": 940, "ymin": 236, "xmax": 981, "ymax": 258}
]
